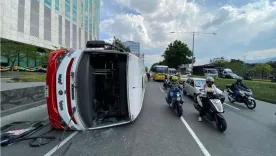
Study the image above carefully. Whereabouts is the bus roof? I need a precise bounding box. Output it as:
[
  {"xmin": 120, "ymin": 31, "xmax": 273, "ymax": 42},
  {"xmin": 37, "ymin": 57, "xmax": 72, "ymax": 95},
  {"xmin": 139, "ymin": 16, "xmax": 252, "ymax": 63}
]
[
  {"xmin": 169, "ymin": 68, "xmax": 176, "ymax": 70},
  {"xmin": 154, "ymin": 65, "xmax": 168, "ymax": 68}
]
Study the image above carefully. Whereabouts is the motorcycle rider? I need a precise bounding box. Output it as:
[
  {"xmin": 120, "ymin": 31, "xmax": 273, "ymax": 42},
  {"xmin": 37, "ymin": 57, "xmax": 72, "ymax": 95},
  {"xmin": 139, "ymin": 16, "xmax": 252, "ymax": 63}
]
[
  {"xmin": 166, "ymin": 76, "xmax": 181, "ymax": 105},
  {"xmin": 203, "ymin": 77, "xmax": 225, "ymax": 103},
  {"xmin": 231, "ymin": 77, "xmax": 248, "ymax": 100},
  {"xmin": 199, "ymin": 77, "xmax": 222, "ymax": 122},
  {"xmin": 147, "ymin": 72, "xmax": 150, "ymax": 81}
]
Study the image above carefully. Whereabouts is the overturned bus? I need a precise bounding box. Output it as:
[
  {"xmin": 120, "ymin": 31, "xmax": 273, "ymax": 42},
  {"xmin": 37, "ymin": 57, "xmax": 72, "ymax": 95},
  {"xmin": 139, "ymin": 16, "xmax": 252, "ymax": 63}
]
[{"xmin": 46, "ymin": 41, "xmax": 146, "ymax": 130}]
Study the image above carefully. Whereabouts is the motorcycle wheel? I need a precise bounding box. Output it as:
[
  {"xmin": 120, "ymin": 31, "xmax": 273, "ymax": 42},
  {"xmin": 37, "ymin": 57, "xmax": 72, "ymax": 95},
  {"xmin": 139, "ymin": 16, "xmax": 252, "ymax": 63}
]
[
  {"xmin": 165, "ymin": 97, "xmax": 170, "ymax": 105},
  {"xmin": 216, "ymin": 114, "xmax": 227, "ymax": 132},
  {"xmin": 193, "ymin": 94, "xmax": 197, "ymax": 103},
  {"xmin": 228, "ymin": 96, "xmax": 235, "ymax": 103},
  {"xmin": 176, "ymin": 105, "xmax": 183, "ymax": 117},
  {"xmin": 163, "ymin": 84, "xmax": 167, "ymax": 90},
  {"xmin": 245, "ymin": 99, "xmax": 256, "ymax": 110},
  {"xmin": 183, "ymin": 90, "xmax": 186, "ymax": 95}
]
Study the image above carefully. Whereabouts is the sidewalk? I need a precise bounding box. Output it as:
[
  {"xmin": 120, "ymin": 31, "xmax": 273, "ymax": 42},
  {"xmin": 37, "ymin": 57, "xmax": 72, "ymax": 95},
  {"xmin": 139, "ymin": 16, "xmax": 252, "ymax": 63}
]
[{"xmin": 1, "ymin": 82, "xmax": 46, "ymax": 91}]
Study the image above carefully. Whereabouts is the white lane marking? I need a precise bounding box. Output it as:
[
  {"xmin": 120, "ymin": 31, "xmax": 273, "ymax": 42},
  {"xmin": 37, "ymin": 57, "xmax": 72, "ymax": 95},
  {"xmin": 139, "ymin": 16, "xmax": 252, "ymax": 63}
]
[
  {"xmin": 44, "ymin": 131, "xmax": 78, "ymax": 156},
  {"xmin": 180, "ymin": 116, "xmax": 211, "ymax": 156},
  {"xmin": 160, "ymin": 87, "xmax": 164, "ymax": 92},
  {"xmin": 224, "ymin": 103, "xmax": 240, "ymax": 110},
  {"xmin": 43, "ymin": 116, "xmax": 49, "ymax": 121}
]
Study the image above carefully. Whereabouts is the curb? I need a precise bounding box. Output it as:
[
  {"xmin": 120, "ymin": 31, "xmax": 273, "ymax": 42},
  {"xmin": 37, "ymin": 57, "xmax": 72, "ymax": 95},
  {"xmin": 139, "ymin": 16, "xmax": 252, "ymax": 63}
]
[{"xmin": 1, "ymin": 100, "xmax": 46, "ymax": 117}]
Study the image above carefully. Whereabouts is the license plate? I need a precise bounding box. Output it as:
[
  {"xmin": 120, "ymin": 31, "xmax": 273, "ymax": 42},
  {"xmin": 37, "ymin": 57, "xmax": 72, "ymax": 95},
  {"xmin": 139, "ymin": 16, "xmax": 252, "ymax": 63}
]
[{"xmin": 45, "ymin": 85, "xmax": 49, "ymax": 98}]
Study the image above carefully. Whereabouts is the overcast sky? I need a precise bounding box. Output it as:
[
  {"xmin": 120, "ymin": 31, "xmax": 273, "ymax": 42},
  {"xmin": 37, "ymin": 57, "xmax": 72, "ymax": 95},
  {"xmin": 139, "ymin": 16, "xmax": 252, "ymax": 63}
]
[{"xmin": 99, "ymin": 0, "xmax": 276, "ymax": 68}]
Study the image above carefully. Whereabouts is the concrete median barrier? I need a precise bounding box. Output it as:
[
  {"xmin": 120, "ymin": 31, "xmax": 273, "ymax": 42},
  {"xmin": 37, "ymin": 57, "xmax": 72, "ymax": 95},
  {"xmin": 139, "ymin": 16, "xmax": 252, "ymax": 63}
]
[{"xmin": 1, "ymin": 86, "xmax": 46, "ymax": 117}]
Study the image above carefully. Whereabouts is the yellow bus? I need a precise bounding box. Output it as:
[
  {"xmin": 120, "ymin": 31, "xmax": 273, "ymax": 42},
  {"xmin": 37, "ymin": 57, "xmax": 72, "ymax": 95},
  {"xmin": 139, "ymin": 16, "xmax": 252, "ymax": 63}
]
[{"xmin": 152, "ymin": 65, "xmax": 169, "ymax": 81}]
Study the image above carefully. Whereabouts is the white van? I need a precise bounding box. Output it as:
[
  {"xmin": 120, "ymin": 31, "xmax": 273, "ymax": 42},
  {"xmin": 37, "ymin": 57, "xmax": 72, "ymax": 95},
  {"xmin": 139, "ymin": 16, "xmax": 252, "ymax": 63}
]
[{"xmin": 204, "ymin": 68, "xmax": 218, "ymax": 78}]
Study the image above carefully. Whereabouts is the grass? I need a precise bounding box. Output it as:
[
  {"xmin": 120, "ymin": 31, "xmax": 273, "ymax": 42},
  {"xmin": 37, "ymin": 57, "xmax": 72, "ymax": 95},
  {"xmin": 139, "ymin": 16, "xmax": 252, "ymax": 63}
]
[
  {"xmin": 189, "ymin": 75, "xmax": 276, "ymax": 104},
  {"xmin": 20, "ymin": 75, "xmax": 46, "ymax": 82},
  {"xmin": 1, "ymin": 71, "xmax": 46, "ymax": 78}
]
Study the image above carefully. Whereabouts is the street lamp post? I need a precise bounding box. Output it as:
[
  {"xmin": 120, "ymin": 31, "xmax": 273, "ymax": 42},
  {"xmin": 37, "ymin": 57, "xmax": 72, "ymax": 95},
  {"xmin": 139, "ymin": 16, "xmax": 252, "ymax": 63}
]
[{"xmin": 170, "ymin": 31, "xmax": 217, "ymax": 69}]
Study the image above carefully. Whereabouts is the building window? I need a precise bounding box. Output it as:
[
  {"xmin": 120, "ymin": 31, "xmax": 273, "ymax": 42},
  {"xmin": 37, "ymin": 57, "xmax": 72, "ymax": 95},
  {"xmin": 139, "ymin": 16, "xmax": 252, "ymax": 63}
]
[
  {"xmin": 65, "ymin": 0, "xmax": 70, "ymax": 20},
  {"xmin": 81, "ymin": 2, "xmax": 84, "ymax": 28},
  {"xmin": 85, "ymin": 0, "xmax": 88, "ymax": 7},
  {"xmin": 55, "ymin": 0, "xmax": 59, "ymax": 12},
  {"xmin": 89, "ymin": 0, "xmax": 93, "ymax": 35},
  {"xmin": 84, "ymin": 0, "xmax": 88, "ymax": 32},
  {"xmin": 72, "ymin": 0, "xmax": 77, "ymax": 24},
  {"xmin": 44, "ymin": 0, "xmax": 51, "ymax": 9}
]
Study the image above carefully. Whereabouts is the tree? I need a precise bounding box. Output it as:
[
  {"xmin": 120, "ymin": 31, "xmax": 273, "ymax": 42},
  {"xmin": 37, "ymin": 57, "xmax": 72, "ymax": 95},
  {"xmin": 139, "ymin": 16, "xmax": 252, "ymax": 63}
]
[
  {"xmin": 210, "ymin": 57, "xmax": 228, "ymax": 67},
  {"xmin": 150, "ymin": 60, "xmax": 166, "ymax": 71},
  {"xmin": 37, "ymin": 49, "xmax": 51, "ymax": 67},
  {"xmin": 24, "ymin": 50, "xmax": 40, "ymax": 67},
  {"xmin": 162, "ymin": 40, "xmax": 193, "ymax": 69},
  {"xmin": 105, "ymin": 37, "xmax": 131, "ymax": 52},
  {"xmin": 1, "ymin": 39, "xmax": 36, "ymax": 71},
  {"xmin": 230, "ymin": 59, "xmax": 244, "ymax": 64},
  {"xmin": 255, "ymin": 64, "xmax": 273, "ymax": 79},
  {"xmin": 267, "ymin": 61, "xmax": 276, "ymax": 70}
]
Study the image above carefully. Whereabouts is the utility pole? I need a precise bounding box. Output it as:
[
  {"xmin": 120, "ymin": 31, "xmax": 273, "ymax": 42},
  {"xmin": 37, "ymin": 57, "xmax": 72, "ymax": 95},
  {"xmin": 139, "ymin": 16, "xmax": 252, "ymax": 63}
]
[
  {"xmin": 170, "ymin": 31, "xmax": 216, "ymax": 70},
  {"xmin": 192, "ymin": 31, "xmax": 195, "ymax": 69},
  {"xmin": 243, "ymin": 56, "xmax": 246, "ymax": 77},
  {"xmin": 142, "ymin": 53, "xmax": 145, "ymax": 65}
]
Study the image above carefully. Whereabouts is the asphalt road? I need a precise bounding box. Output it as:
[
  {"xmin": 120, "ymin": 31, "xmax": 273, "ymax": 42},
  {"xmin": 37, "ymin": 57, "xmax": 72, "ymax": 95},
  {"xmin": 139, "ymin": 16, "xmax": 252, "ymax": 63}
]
[{"xmin": 1, "ymin": 81, "xmax": 276, "ymax": 156}]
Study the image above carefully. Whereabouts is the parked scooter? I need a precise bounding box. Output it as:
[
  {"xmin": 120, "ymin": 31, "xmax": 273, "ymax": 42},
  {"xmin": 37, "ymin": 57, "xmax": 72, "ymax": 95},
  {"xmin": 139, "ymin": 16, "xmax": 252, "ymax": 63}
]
[
  {"xmin": 165, "ymin": 87, "xmax": 184, "ymax": 117},
  {"xmin": 226, "ymin": 85, "xmax": 256, "ymax": 109},
  {"xmin": 194, "ymin": 90, "xmax": 227, "ymax": 132}
]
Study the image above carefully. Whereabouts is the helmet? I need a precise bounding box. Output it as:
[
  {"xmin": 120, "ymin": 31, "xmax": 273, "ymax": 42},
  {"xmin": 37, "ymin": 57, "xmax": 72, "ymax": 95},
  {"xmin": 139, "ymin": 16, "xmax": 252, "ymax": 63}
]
[
  {"xmin": 171, "ymin": 76, "xmax": 178, "ymax": 84},
  {"xmin": 206, "ymin": 77, "xmax": 214, "ymax": 87},
  {"xmin": 206, "ymin": 77, "xmax": 214, "ymax": 83},
  {"xmin": 236, "ymin": 77, "xmax": 242, "ymax": 82}
]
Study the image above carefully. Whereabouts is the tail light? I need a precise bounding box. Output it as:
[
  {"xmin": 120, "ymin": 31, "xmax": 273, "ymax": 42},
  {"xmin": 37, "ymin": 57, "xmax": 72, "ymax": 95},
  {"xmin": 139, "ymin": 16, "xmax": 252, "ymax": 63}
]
[{"xmin": 56, "ymin": 51, "xmax": 67, "ymax": 68}]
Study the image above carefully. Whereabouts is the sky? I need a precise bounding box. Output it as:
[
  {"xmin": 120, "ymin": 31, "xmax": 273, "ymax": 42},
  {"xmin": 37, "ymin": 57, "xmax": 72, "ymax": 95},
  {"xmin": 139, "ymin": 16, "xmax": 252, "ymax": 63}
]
[{"xmin": 99, "ymin": 0, "xmax": 276, "ymax": 68}]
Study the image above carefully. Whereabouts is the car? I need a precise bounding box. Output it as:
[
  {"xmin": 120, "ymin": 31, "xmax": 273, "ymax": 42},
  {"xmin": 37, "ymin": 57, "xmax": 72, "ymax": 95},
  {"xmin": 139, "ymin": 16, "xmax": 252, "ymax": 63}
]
[
  {"xmin": 179, "ymin": 75, "xmax": 189, "ymax": 84},
  {"xmin": 225, "ymin": 73, "xmax": 241, "ymax": 79},
  {"xmin": 46, "ymin": 41, "xmax": 146, "ymax": 131},
  {"xmin": 183, "ymin": 78, "xmax": 206, "ymax": 102}
]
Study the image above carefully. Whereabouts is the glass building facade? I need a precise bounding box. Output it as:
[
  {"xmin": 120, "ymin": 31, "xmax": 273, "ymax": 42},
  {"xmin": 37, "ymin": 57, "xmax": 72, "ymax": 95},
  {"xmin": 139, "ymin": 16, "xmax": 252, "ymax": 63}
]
[
  {"xmin": 0, "ymin": 0, "xmax": 101, "ymax": 66},
  {"xmin": 122, "ymin": 41, "xmax": 141, "ymax": 53}
]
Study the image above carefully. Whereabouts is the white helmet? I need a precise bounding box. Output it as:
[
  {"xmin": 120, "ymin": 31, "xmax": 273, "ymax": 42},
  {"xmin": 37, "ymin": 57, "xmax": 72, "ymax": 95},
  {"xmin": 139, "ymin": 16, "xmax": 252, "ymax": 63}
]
[{"xmin": 206, "ymin": 77, "xmax": 214, "ymax": 83}]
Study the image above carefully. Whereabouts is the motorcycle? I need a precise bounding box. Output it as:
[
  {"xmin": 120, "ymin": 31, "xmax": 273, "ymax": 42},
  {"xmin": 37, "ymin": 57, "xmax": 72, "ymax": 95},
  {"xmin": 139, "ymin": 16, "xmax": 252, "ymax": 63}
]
[
  {"xmin": 226, "ymin": 85, "xmax": 256, "ymax": 110},
  {"xmin": 178, "ymin": 82, "xmax": 184, "ymax": 90},
  {"xmin": 194, "ymin": 90, "xmax": 227, "ymax": 132},
  {"xmin": 165, "ymin": 87, "xmax": 184, "ymax": 117},
  {"xmin": 163, "ymin": 79, "xmax": 170, "ymax": 90},
  {"xmin": 147, "ymin": 73, "xmax": 150, "ymax": 81}
]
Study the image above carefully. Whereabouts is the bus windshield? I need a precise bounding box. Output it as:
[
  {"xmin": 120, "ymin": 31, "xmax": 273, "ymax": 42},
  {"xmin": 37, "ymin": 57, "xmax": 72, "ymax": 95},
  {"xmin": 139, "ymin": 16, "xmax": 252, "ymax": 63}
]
[{"xmin": 155, "ymin": 67, "xmax": 168, "ymax": 74}]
